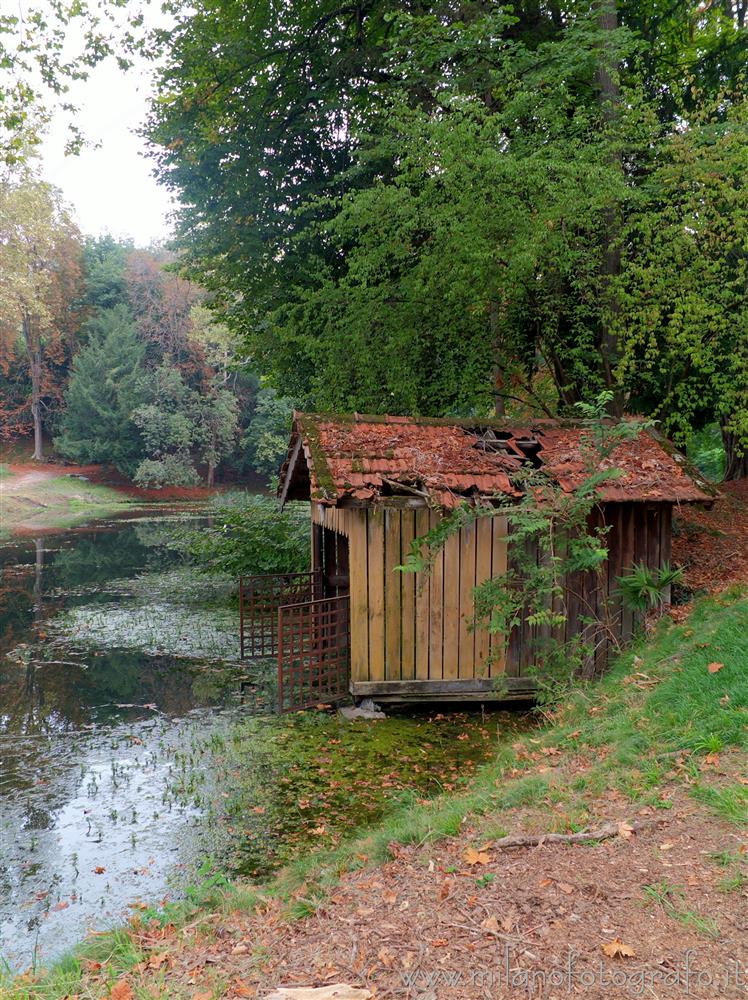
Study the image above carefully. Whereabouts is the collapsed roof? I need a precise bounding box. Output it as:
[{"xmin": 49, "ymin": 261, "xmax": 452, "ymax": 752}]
[{"xmin": 278, "ymin": 412, "xmax": 714, "ymax": 509}]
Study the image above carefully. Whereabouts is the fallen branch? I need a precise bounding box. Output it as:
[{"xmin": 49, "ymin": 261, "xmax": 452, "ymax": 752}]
[{"xmin": 491, "ymin": 819, "xmax": 651, "ymax": 850}]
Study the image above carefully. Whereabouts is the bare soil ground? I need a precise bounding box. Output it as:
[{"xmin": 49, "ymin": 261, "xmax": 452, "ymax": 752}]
[{"xmin": 673, "ymin": 479, "xmax": 748, "ymax": 594}]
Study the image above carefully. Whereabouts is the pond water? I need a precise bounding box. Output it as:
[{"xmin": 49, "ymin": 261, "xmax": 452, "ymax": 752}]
[{"xmin": 0, "ymin": 511, "xmax": 527, "ymax": 974}]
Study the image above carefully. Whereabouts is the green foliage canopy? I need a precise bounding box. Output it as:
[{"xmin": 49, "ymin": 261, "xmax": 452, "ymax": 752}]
[{"xmin": 146, "ymin": 0, "xmax": 748, "ymax": 476}]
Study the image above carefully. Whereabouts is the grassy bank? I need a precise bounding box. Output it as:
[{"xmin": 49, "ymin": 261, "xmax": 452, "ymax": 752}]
[
  {"xmin": 6, "ymin": 589, "xmax": 747, "ymax": 997},
  {"xmin": 0, "ymin": 473, "xmax": 137, "ymax": 538}
]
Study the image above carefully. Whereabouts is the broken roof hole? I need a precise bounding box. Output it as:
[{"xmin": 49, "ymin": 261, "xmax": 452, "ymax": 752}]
[{"xmin": 470, "ymin": 427, "xmax": 516, "ymax": 454}]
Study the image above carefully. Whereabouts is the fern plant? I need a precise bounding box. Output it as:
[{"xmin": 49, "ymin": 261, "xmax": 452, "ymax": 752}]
[{"xmin": 618, "ymin": 562, "xmax": 683, "ymax": 611}]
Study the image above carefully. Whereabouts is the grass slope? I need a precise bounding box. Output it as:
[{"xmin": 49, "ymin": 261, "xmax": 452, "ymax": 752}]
[
  {"xmin": 0, "ymin": 475, "xmax": 135, "ymax": 538},
  {"xmin": 5, "ymin": 590, "xmax": 748, "ymax": 997}
]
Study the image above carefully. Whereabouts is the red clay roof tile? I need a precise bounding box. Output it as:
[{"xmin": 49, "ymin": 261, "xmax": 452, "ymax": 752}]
[{"xmin": 279, "ymin": 413, "xmax": 713, "ymax": 507}]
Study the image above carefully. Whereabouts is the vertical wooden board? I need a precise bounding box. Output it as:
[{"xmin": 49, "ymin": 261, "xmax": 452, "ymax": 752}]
[
  {"xmin": 522, "ymin": 537, "xmax": 540, "ymax": 674},
  {"xmin": 414, "ymin": 508, "xmax": 431, "ymax": 680},
  {"xmin": 587, "ymin": 507, "xmax": 606, "ymax": 678},
  {"xmin": 428, "ymin": 510, "xmax": 444, "ymax": 680},
  {"xmin": 311, "ymin": 522, "xmax": 323, "ymax": 575},
  {"xmin": 535, "ymin": 534, "xmax": 554, "ymax": 669},
  {"xmin": 458, "ymin": 520, "xmax": 477, "ymax": 678},
  {"xmin": 489, "ymin": 515, "xmax": 508, "ymax": 677},
  {"xmin": 661, "ymin": 504, "xmax": 673, "ymax": 604},
  {"xmin": 646, "ymin": 505, "xmax": 661, "ymax": 570},
  {"xmin": 367, "ymin": 508, "xmax": 386, "ymax": 681},
  {"xmin": 442, "ymin": 528, "xmax": 461, "ymax": 679},
  {"xmin": 605, "ymin": 504, "xmax": 621, "ymax": 623},
  {"xmin": 384, "ymin": 510, "xmax": 402, "ymax": 680},
  {"xmin": 604, "ymin": 504, "xmax": 622, "ymax": 663},
  {"xmin": 620, "ymin": 503, "xmax": 636, "ymax": 641},
  {"xmin": 634, "ymin": 504, "xmax": 648, "ymax": 565},
  {"xmin": 347, "ymin": 510, "xmax": 369, "ymax": 682},
  {"xmin": 474, "ymin": 517, "xmax": 492, "ymax": 677},
  {"xmin": 661, "ymin": 504, "xmax": 672, "ymax": 564},
  {"xmin": 400, "ymin": 510, "xmax": 416, "ymax": 680}
]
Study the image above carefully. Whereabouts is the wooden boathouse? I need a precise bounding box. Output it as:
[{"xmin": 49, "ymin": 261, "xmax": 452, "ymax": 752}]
[{"xmin": 240, "ymin": 413, "xmax": 711, "ymax": 710}]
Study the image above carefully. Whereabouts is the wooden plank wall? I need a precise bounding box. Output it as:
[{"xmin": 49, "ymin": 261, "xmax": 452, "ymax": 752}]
[
  {"xmin": 313, "ymin": 500, "xmax": 674, "ymax": 685},
  {"xmin": 336, "ymin": 506, "xmax": 508, "ymax": 684},
  {"xmin": 493, "ymin": 501, "xmax": 675, "ymax": 679}
]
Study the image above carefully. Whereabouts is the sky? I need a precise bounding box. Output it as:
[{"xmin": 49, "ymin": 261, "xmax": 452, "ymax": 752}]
[{"xmin": 39, "ymin": 11, "xmax": 175, "ymax": 247}]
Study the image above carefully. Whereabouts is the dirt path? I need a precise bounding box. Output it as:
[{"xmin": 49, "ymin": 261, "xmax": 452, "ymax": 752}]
[
  {"xmin": 0, "ymin": 467, "xmax": 59, "ymax": 493},
  {"xmin": 0, "ymin": 463, "xmax": 135, "ymax": 536}
]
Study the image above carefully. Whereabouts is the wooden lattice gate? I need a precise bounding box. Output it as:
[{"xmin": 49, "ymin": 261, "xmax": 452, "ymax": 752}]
[
  {"xmin": 278, "ymin": 594, "xmax": 351, "ymax": 712},
  {"xmin": 239, "ymin": 572, "xmax": 320, "ymax": 658}
]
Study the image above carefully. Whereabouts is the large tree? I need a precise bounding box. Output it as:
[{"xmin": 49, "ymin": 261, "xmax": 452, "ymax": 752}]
[
  {"xmin": 146, "ymin": 0, "xmax": 748, "ymax": 472},
  {"xmin": 0, "ymin": 176, "xmax": 83, "ymax": 459},
  {"xmin": 0, "ymin": 2, "xmax": 139, "ymax": 166},
  {"xmin": 619, "ymin": 100, "xmax": 748, "ymax": 479},
  {"xmin": 131, "ymin": 362, "xmax": 238, "ymax": 487}
]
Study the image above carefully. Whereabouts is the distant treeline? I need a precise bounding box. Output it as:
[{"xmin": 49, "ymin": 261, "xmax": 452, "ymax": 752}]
[{"xmin": 0, "ymin": 182, "xmax": 292, "ymax": 486}]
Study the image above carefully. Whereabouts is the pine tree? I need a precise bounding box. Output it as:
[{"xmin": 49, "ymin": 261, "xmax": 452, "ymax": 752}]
[{"xmin": 55, "ymin": 305, "xmax": 146, "ymax": 474}]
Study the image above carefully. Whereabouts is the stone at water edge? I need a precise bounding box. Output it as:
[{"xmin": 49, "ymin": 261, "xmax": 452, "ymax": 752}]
[
  {"xmin": 263, "ymin": 987, "xmax": 372, "ymax": 999},
  {"xmin": 338, "ymin": 698, "xmax": 386, "ymax": 721}
]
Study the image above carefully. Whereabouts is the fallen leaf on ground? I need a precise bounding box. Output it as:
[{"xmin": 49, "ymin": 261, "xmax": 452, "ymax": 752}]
[
  {"xmin": 232, "ymin": 982, "xmax": 257, "ymax": 997},
  {"xmin": 481, "ymin": 916, "xmax": 500, "ymax": 933},
  {"xmin": 463, "ymin": 847, "xmax": 492, "ymax": 866},
  {"xmin": 602, "ymin": 938, "xmax": 637, "ymax": 959},
  {"xmin": 707, "ymin": 662, "xmax": 724, "ymax": 673},
  {"xmin": 110, "ymin": 982, "xmax": 134, "ymax": 1000},
  {"xmin": 147, "ymin": 951, "xmax": 169, "ymax": 970}
]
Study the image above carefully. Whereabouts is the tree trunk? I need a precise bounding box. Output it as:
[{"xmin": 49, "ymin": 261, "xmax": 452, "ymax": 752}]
[
  {"xmin": 207, "ymin": 459, "xmax": 215, "ymax": 487},
  {"xmin": 722, "ymin": 426, "xmax": 748, "ymax": 480},
  {"xmin": 594, "ymin": 0, "xmax": 625, "ymax": 418},
  {"xmin": 490, "ymin": 300, "xmax": 506, "ymax": 417},
  {"xmin": 22, "ymin": 313, "xmax": 44, "ymax": 461},
  {"xmin": 33, "ymin": 535, "xmax": 44, "ymax": 619}
]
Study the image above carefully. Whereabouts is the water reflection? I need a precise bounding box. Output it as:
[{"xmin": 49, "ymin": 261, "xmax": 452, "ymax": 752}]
[
  {"xmin": 0, "ymin": 515, "xmax": 512, "ymax": 974},
  {"xmin": 0, "ymin": 515, "xmax": 248, "ymax": 972}
]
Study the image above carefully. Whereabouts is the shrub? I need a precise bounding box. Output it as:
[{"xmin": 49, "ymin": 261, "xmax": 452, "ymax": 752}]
[{"xmin": 185, "ymin": 493, "xmax": 310, "ymax": 577}]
